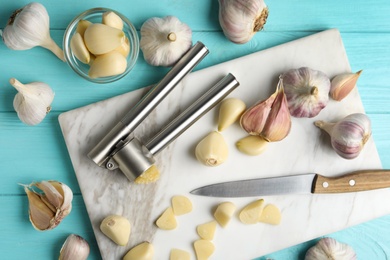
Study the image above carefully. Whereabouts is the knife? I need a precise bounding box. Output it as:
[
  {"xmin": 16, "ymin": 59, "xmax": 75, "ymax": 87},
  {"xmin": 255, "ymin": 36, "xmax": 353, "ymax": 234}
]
[{"xmin": 190, "ymin": 170, "xmax": 390, "ymax": 197}]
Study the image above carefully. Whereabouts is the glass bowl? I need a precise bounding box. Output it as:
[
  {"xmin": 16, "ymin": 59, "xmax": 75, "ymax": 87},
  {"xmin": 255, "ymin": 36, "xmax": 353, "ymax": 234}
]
[{"xmin": 63, "ymin": 8, "xmax": 139, "ymax": 84}]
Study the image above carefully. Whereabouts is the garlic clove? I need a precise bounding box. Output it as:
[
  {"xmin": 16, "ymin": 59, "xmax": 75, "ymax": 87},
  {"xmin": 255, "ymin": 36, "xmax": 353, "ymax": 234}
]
[
  {"xmin": 283, "ymin": 67, "xmax": 330, "ymax": 118},
  {"xmin": 195, "ymin": 131, "xmax": 229, "ymax": 167},
  {"xmin": 218, "ymin": 0, "xmax": 269, "ymax": 44},
  {"xmin": 88, "ymin": 51, "xmax": 127, "ymax": 78},
  {"xmin": 218, "ymin": 98, "xmax": 246, "ymax": 131},
  {"xmin": 84, "ymin": 23, "xmax": 125, "ymax": 55},
  {"xmin": 100, "ymin": 215, "xmax": 131, "ymax": 246},
  {"xmin": 170, "ymin": 248, "xmax": 191, "ymax": 260},
  {"xmin": 70, "ymin": 32, "xmax": 90, "ymax": 64},
  {"xmin": 330, "ymin": 70, "xmax": 363, "ymax": 101},
  {"xmin": 236, "ymin": 135, "xmax": 268, "ymax": 155},
  {"xmin": 114, "ymin": 36, "xmax": 130, "ymax": 58},
  {"xmin": 123, "ymin": 242, "xmax": 154, "ymax": 260},
  {"xmin": 140, "ymin": 16, "xmax": 192, "ymax": 67},
  {"xmin": 239, "ymin": 199, "xmax": 265, "ymax": 224},
  {"xmin": 76, "ymin": 20, "xmax": 92, "ymax": 37},
  {"xmin": 171, "ymin": 195, "xmax": 193, "ymax": 216},
  {"xmin": 196, "ymin": 220, "xmax": 217, "ymax": 240},
  {"xmin": 156, "ymin": 207, "xmax": 177, "ymax": 230},
  {"xmin": 314, "ymin": 113, "xmax": 371, "ymax": 159},
  {"xmin": 59, "ymin": 234, "xmax": 90, "ymax": 260},
  {"xmin": 194, "ymin": 240, "xmax": 215, "ymax": 260},
  {"xmin": 258, "ymin": 204, "xmax": 281, "ymax": 225},
  {"xmin": 102, "ymin": 11, "xmax": 124, "ymax": 30},
  {"xmin": 23, "ymin": 180, "xmax": 73, "ymax": 231},
  {"xmin": 10, "ymin": 78, "xmax": 54, "ymax": 126},
  {"xmin": 214, "ymin": 201, "xmax": 236, "ymax": 228},
  {"xmin": 2, "ymin": 2, "xmax": 65, "ymax": 61},
  {"xmin": 305, "ymin": 237, "xmax": 357, "ymax": 260}
]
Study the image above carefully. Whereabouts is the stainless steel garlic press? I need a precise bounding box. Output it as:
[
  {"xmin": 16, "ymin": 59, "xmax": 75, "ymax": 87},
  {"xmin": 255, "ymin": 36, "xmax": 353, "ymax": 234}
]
[{"xmin": 87, "ymin": 42, "xmax": 240, "ymax": 181}]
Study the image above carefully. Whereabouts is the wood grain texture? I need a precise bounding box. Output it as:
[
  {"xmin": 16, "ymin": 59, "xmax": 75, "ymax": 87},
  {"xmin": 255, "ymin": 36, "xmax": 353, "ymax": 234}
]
[{"xmin": 0, "ymin": 0, "xmax": 389, "ymax": 259}]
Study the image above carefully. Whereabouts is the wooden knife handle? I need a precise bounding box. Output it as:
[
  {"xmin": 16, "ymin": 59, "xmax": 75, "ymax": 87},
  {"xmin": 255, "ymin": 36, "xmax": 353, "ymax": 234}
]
[{"xmin": 312, "ymin": 170, "xmax": 390, "ymax": 194}]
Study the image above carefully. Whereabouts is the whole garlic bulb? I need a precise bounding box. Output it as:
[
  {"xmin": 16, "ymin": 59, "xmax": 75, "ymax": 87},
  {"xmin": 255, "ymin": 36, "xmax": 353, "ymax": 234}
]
[
  {"xmin": 2, "ymin": 2, "xmax": 65, "ymax": 61},
  {"xmin": 283, "ymin": 67, "xmax": 330, "ymax": 118},
  {"xmin": 23, "ymin": 180, "xmax": 73, "ymax": 231},
  {"xmin": 305, "ymin": 237, "xmax": 357, "ymax": 260},
  {"xmin": 140, "ymin": 16, "xmax": 192, "ymax": 67},
  {"xmin": 10, "ymin": 78, "xmax": 54, "ymax": 126},
  {"xmin": 314, "ymin": 113, "xmax": 371, "ymax": 159},
  {"xmin": 218, "ymin": 0, "xmax": 269, "ymax": 44}
]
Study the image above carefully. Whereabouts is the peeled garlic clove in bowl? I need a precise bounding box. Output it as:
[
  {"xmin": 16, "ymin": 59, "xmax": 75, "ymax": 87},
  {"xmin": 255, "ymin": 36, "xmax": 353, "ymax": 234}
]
[
  {"xmin": 218, "ymin": 0, "xmax": 269, "ymax": 44},
  {"xmin": 282, "ymin": 67, "xmax": 331, "ymax": 118},
  {"xmin": 140, "ymin": 16, "xmax": 192, "ymax": 67}
]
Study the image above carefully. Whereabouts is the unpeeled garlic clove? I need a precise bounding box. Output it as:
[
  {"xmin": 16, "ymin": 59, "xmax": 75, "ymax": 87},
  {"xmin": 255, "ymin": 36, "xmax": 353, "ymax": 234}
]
[
  {"xmin": 23, "ymin": 180, "xmax": 73, "ymax": 231},
  {"xmin": 123, "ymin": 242, "xmax": 154, "ymax": 260},
  {"xmin": 70, "ymin": 32, "xmax": 90, "ymax": 64},
  {"xmin": 88, "ymin": 51, "xmax": 127, "ymax": 78},
  {"xmin": 330, "ymin": 70, "xmax": 362, "ymax": 101},
  {"xmin": 195, "ymin": 131, "xmax": 228, "ymax": 167},
  {"xmin": 102, "ymin": 11, "xmax": 124, "ymax": 30},
  {"xmin": 218, "ymin": 98, "xmax": 246, "ymax": 131},
  {"xmin": 10, "ymin": 78, "xmax": 54, "ymax": 126},
  {"xmin": 236, "ymin": 135, "xmax": 268, "ymax": 156},
  {"xmin": 84, "ymin": 23, "xmax": 125, "ymax": 55},
  {"xmin": 100, "ymin": 215, "xmax": 131, "ymax": 246},
  {"xmin": 305, "ymin": 237, "xmax": 356, "ymax": 260},
  {"xmin": 59, "ymin": 234, "xmax": 90, "ymax": 260}
]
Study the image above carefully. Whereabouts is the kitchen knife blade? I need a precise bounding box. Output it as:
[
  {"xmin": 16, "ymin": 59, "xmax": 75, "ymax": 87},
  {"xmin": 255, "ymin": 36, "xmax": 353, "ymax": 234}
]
[{"xmin": 190, "ymin": 170, "xmax": 390, "ymax": 197}]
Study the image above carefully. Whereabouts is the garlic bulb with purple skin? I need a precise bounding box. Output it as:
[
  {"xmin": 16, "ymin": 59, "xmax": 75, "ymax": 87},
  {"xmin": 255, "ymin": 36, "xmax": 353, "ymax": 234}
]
[
  {"xmin": 305, "ymin": 237, "xmax": 357, "ymax": 260},
  {"xmin": 283, "ymin": 67, "xmax": 330, "ymax": 118},
  {"xmin": 218, "ymin": 0, "xmax": 268, "ymax": 44},
  {"xmin": 240, "ymin": 76, "xmax": 291, "ymax": 142},
  {"xmin": 314, "ymin": 113, "xmax": 371, "ymax": 159}
]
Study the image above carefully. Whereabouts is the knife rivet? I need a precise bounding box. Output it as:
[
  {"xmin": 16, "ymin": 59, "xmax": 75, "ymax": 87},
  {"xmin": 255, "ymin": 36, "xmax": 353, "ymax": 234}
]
[
  {"xmin": 349, "ymin": 179, "xmax": 356, "ymax": 186},
  {"xmin": 322, "ymin": 182, "xmax": 329, "ymax": 188}
]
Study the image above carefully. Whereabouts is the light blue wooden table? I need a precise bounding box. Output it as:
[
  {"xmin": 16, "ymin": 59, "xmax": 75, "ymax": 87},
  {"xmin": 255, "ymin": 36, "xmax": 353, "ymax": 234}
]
[{"xmin": 1, "ymin": 0, "xmax": 390, "ymax": 259}]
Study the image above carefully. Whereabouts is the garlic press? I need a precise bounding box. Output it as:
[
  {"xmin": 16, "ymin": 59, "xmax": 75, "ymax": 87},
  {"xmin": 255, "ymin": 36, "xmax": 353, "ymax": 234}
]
[{"xmin": 87, "ymin": 42, "xmax": 240, "ymax": 181}]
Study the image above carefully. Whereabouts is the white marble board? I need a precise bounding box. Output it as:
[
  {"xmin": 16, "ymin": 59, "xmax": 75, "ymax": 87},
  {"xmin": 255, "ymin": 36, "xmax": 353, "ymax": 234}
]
[{"xmin": 58, "ymin": 29, "xmax": 389, "ymax": 260}]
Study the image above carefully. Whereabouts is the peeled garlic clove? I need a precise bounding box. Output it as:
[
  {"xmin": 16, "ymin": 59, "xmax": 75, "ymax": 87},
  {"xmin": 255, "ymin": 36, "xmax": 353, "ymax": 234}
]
[
  {"xmin": 23, "ymin": 180, "xmax": 73, "ymax": 231},
  {"xmin": 102, "ymin": 11, "xmax": 123, "ymax": 30},
  {"xmin": 114, "ymin": 36, "xmax": 130, "ymax": 57},
  {"xmin": 283, "ymin": 67, "xmax": 330, "ymax": 118},
  {"xmin": 59, "ymin": 234, "xmax": 90, "ymax": 260},
  {"xmin": 10, "ymin": 78, "xmax": 54, "ymax": 126},
  {"xmin": 196, "ymin": 220, "xmax": 217, "ymax": 240},
  {"xmin": 140, "ymin": 16, "xmax": 192, "ymax": 67},
  {"xmin": 88, "ymin": 51, "xmax": 127, "ymax": 78},
  {"xmin": 218, "ymin": 98, "xmax": 246, "ymax": 131},
  {"xmin": 194, "ymin": 240, "xmax": 215, "ymax": 260},
  {"xmin": 305, "ymin": 237, "xmax": 357, "ymax": 260},
  {"xmin": 170, "ymin": 248, "xmax": 191, "ymax": 260},
  {"xmin": 330, "ymin": 70, "xmax": 362, "ymax": 101},
  {"xmin": 314, "ymin": 113, "xmax": 371, "ymax": 159},
  {"xmin": 70, "ymin": 32, "xmax": 90, "ymax": 64},
  {"xmin": 156, "ymin": 207, "xmax": 177, "ymax": 230},
  {"xmin": 236, "ymin": 135, "xmax": 268, "ymax": 155},
  {"xmin": 84, "ymin": 23, "xmax": 125, "ymax": 55},
  {"xmin": 171, "ymin": 195, "xmax": 192, "ymax": 216},
  {"xmin": 218, "ymin": 0, "xmax": 269, "ymax": 44},
  {"xmin": 258, "ymin": 204, "xmax": 281, "ymax": 225},
  {"xmin": 76, "ymin": 20, "xmax": 92, "ymax": 36},
  {"xmin": 214, "ymin": 201, "xmax": 236, "ymax": 228},
  {"xmin": 100, "ymin": 215, "xmax": 131, "ymax": 246},
  {"xmin": 123, "ymin": 242, "xmax": 154, "ymax": 260},
  {"xmin": 239, "ymin": 199, "xmax": 265, "ymax": 224},
  {"xmin": 195, "ymin": 131, "xmax": 228, "ymax": 167}
]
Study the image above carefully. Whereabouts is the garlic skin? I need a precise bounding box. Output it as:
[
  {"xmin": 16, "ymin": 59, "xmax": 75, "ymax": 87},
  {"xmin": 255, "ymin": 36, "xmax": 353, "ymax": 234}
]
[
  {"xmin": 218, "ymin": 0, "xmax": 269, "ymax": 44},
  {"xmin": 23, "ymin": 180, "xmax": 73, "ymax": 231},
  {"xmin": 305, "ymin": 237, "xmax": 357, "ymax": 260},
  {"xmin": 330, "ymin": 70, "xmax": 362, "ymax": 101},
  {"xmin": 59, "ymin": 234, "xmax": 90, "ymax": 260},
  {"xmin": 2, "ymin": 2, "xmax": 65, "ymax": 61},
  {"xmin": 240, "ymin": 77, "xmax": 291, "ymax": 142},
  {"xmin": 195, "ymin": 131, "xmax": 229, "ymax": 167},
  {"xmin": 140, "ymin": 16, "xmax": 192, "ymax": 67},
  {"xmin": 283, "ymin": 67, "xmax": 330, "ymax": 118},
  {"xmin": 10, "ymin": 78, "xmax": 54, "ymax": 126},
  {"xmin": 314, "ymin": 113, "xmax": 371, "ymax": 159}
]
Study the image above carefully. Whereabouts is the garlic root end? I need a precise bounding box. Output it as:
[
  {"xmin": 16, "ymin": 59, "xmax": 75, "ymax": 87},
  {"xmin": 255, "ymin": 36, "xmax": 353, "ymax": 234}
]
[
  {"xmin": 254, "ymin": 8, "xmax": 269, "ymax": 32},
  {"xmin": 167, "ymin": 32, "xmax": 177, "ymax": 42}
]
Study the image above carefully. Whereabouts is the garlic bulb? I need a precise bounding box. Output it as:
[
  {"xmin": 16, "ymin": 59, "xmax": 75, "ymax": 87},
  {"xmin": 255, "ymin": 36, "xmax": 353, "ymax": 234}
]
[
  {"xmin": 305, "ymin": 237, "xmax": 357, "ymax": 260},
  {"xmin": 283, "ymin": 67, "xmax": 330, "ymax": 118},
  {"xmin": 22, "ymin": 180, "xmax": 73, "ymax": 231},
  {"xmin": 330, "ymin": 70, "xmax": 362, "ymax": 101},
  {"xmin": 240, "ymin": 76, "xmax": 291, "ymax": 142},
  {"xmin": 314, "ymin": 113, "xmax": 371, "ymax": 159},
  {"xmin": 2, "ymin": 2, "xmax": 65, "ymax": 61},
  {"xmin": 195, "ymin": 131, "xmax": 228, "ymax": 167},
  {"xmin": 140, "ymin": 16, "xmax": 192, "ymax": 67},
  {"xmin": 10, "ymin": 78, "xmax": 54, "ymax": 126},
  {"xmin": 218, "ymin": 0, "xmax": 269, "ymax": 44},
  {"xmin": 59, "ymin": 234, "xmax": 90, "ymax": 260}
]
